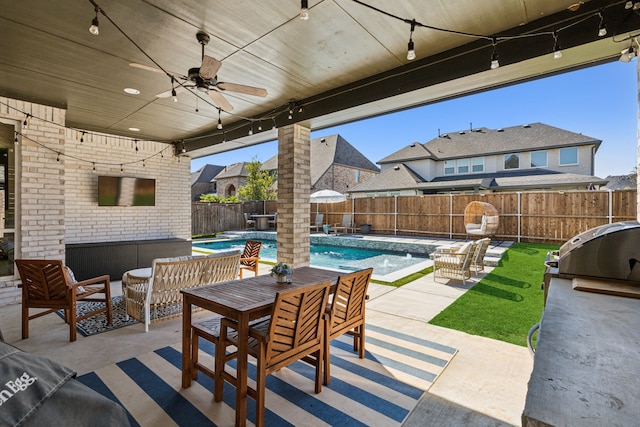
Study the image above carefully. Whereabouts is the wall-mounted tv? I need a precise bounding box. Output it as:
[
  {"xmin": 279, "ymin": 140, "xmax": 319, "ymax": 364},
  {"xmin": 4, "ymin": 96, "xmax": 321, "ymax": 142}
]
[{"xmin": 98, "ymin": 176, "xmax": 155, "ymax": 206}]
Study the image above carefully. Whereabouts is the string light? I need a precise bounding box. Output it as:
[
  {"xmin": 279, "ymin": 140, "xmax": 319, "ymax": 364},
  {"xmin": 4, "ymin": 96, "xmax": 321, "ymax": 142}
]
[
  {"xmin": 248, "ymin": 122, "xmax": 253, "ymax": 135},
  {"xmin": 120, "ymin": 164, "xmax": 124, "ymax": 173},
  {"xmin": 490, "ymin": 37, "xmax": 499, "ymax": 69},
  {"xmin": 217, "ymin": 109, "xmax": 223, "ymax": 129},
  {"xmin": 89, "ymin": 7, "xmax": 100, "ymax": 35},
  {"xmin": 552, "ymin": 32, "xmax": 562, "ymax": 59},
  {"xmin": 300, "ymin": 0, "xmax": 309, "ymax": 20},
  {"xmin": 597, "ymin": 12, "xmax": 607, "ymax": 37},
  {"xmin": 80, "ymin": 131, "xmax": 85, "ymax": 143},
  {"xmin": 257, "ymin": 120, "xmax": 262, "ymax": 131},
  {"xmin": 23, "ymin": 113, "xmax": 30, "ymax": 127},
  {"xmin": 56, "ymin": 153, "xmax": 60, "ymax": 162},
  {"xmin": 92, "ymin": 162, "xmax": 96, "ymax": 171},
  {"xmin": 406, "ymin": 19, "xmax": 416, "ymax": 61},
  {"xmin": 134, "ymin": 139, "xmax": 139, "ymax": 152}
]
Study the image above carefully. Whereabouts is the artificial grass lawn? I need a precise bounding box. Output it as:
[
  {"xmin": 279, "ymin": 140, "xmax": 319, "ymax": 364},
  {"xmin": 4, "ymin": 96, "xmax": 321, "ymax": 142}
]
[{"xmin": 429, "ymin": 242, "xmax": 559, "ymax": 347}]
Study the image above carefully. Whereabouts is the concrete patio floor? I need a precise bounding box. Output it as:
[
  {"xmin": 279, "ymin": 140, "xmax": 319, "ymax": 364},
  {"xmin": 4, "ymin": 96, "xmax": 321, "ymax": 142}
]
[{"xmin": 0, "ymin": 248, "xmax": 533, "ymax": 426}]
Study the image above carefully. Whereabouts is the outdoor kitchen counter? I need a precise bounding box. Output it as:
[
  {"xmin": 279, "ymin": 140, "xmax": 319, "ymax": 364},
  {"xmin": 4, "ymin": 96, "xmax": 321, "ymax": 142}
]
[{"xmin": 522, "ymin": 277, "xmax": 640, "ymax": 426}]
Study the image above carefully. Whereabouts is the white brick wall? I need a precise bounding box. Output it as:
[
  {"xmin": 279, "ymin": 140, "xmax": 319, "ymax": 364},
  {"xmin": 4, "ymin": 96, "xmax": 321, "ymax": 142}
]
[{"xmin": 0, "ymin": 97, "xmax": 191, "ymax": 306}]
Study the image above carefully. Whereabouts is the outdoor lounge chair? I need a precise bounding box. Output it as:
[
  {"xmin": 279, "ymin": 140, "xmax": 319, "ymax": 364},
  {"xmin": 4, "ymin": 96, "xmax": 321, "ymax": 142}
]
[
  {"xmin": 15, "ymin": 259, "xmax": 113, "ymax": 342},
  {"xmin": 333, "ymin": 214, "xmax": 353, "ymax": 234},
  {"xmin": 310, "ymin": 213, "xmax": 324, "ymax": 232},
  {"xmin": 432, "ymin": 241, "xmax": 477, "ymax": 285},
  {"xmin": 471, "ymin": 237, "xmax": 491, "ymax": 274},
  {"xmin": 323, "ymin": 268, "xmax": 373, "ymax": 385},
  {"xmin": 239, "ymin": 240, "xmax": 262, "ymax": 278},
  {"xmin": 215, "ymin": 281, "xmax": 331, "ymax": 427},
  {"xmin": 464, "ymin": 201, "xmax": 499, "ymax": 239}
]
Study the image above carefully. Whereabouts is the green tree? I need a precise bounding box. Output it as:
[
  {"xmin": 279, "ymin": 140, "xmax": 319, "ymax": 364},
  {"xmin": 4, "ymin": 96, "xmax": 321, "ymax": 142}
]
[{"xmin": 237, "ymin": 158, "xmax": 276, "ymax": 201}]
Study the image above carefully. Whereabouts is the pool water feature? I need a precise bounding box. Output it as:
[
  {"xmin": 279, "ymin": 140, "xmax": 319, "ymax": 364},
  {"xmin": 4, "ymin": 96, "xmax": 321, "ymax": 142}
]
[{"xmin": 193, "ymin": 239, "xmax": 433, "ymax": 279}]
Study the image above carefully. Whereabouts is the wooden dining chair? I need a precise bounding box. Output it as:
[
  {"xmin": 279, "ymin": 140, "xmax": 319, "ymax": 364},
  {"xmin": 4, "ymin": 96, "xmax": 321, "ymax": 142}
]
[
  {"xmin": 239, "ymin": 240, "xmax": 262, "ymax": 278},
  {"xmin": 15, "ymin": 259, "xmax": 112, "ymax": 342},
  {"xmin": 214, "ymin": 280, "xmax": 331, "ymax": 427},
  {"xmin": 323, "ymin": 267, "xmax": 373, "ymax": 385}
]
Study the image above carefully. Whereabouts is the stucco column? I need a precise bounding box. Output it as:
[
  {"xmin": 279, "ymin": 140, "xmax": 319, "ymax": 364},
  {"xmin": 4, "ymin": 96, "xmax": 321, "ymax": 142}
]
[
  {"xmin": 276, "ymin": 124, "xmax": 311, "ymax": 267},
  {"xmin": 637, "ymin": 56, "xmax": 640, "ymax": 222}
]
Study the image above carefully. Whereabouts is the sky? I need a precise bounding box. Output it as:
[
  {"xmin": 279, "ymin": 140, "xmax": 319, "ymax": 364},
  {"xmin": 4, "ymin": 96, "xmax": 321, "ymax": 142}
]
[{"xmin": 191, "ymin": 61, "xmax": 638, "ymax": 179}]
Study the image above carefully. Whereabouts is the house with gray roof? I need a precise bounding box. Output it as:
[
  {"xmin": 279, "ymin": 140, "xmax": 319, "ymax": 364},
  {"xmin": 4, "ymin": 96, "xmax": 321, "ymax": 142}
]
[
  {"xmin": 191, "ymin": 164, "xmax": 225, "ymax": 200},
  {"xmin": 211, "ymin": 162, "xmax": 250, "ymax": 197},
  {"xmin": 348, "ymin": 123, "xmax": 608, "ymax": 197},
  {"xmin": 261, "ymin": 134, "xmax": 379, "ymax": 194}
]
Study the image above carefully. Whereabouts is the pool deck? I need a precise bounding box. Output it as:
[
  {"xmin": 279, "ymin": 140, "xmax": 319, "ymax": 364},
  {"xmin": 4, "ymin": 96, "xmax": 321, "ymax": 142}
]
[{"xmin": 198, "ymin": 231, "xmax": 512, "ymax": 282}]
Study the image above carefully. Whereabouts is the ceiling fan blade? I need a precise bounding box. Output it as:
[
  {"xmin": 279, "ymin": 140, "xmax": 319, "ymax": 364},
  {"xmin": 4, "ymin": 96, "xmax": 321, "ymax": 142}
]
[
  {"xmin": 199, "ymin": 55, "xmax": 222, "ymax": 80},
  {"xmin": 217, "ymin": 82, "xmax": 267, "ymax": 97},
  {"xmin": 130, "ymin": 62, "xmax": 164, "ymax": 74},
  {"xmin": 208, "ymin": 90, "xmax": 234, "ymax": 111},
  {"xmin": 156, "ymin": 86, "xmax": 188, "ymax": 99},
  {"xmin": 129, "ymin": 63, "xmax": 188, "ymax": 81}
]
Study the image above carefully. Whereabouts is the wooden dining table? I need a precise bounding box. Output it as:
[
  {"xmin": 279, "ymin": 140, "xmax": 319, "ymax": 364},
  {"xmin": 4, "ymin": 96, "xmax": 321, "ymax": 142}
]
[{"xmin": 181, "ymin": 266, "xmax": 340, "ymax": 427}]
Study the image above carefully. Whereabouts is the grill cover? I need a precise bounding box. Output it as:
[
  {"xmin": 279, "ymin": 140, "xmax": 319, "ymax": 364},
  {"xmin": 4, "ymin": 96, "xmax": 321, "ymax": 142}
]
[{"xmin": 557, "ymin": 221, "xmax": 640, "ymax": 283}]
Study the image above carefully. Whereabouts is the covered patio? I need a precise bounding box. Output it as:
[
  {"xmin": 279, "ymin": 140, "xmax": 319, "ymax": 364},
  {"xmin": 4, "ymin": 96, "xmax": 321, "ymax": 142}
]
[{"xmin": 1, "ymin": 1, "xmax": 639, "ymax": 426}]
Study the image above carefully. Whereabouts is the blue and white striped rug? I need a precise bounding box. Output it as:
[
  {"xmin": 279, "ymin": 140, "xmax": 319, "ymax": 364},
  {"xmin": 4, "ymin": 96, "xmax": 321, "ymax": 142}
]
[{"xmin": 78, "ymin": 324, "xmax": 457, "ymax": 427}]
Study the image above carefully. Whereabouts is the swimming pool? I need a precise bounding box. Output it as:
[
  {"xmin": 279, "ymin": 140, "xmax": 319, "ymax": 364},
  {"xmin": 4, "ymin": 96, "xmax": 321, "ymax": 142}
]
[{"xmin": 193, "ymin": 239, "xmax": 432, "ymax": 277}]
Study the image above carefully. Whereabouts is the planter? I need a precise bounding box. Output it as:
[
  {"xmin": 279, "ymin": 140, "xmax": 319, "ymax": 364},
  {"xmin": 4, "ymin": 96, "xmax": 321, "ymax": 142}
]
[
  {"xmin": 360, "ymin": 224, "xmax": 372, "ymax": 234},
  {"xmin": 274, "ymin": 274, "xmax": 290, "ymax": 283}
]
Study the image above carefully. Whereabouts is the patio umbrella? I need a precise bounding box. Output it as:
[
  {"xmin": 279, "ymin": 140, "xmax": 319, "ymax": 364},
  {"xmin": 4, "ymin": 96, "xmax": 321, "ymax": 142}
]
[
  {"xmin": 310, "ymin": 190, "xmax": 347, "ymax": 228},
  {"xmin": 309, "ymin": 189, "xmax": 347, "ymax": 204}
]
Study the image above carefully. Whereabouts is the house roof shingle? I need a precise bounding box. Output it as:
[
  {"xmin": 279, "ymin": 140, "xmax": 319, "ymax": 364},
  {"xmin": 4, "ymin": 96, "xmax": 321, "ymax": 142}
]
[
  {"xmin": 213, "ymin": 162, "xmax": 248, "ymax": 179},
  {"xmin": 262, "ymin": 134, "xmax": 379, "ymax": 185},
  {"xmin": 378, "ymin": 122, "xmax": 602, "ymax": 164},
  {"xmin": 191, "ymin": 164, "xmax": 225, "ymax": 186}
]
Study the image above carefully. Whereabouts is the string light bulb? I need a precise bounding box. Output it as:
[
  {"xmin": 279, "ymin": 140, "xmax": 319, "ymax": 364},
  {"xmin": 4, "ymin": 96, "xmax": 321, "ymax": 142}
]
[
  {"xmin": 490, "ymin": 38, "xmax": 500, "ymax": 69},
  {"xmin": 217, "ymin": 109, "xmax": 223, "ymax": 129},
  {"xmin": 552, "ymin": 32, "xmax": 562, "ymax": 59},
  {"xmin": 300, "ymin": 0, "xmax": 309, "ymax": 20},
  {"xmin": 625, "ymin": 1, "xmax": 633, "ymax": 9},
  {"xmin": 597, "ymin": 13, "xmax": 607, "ymax": 37},
  {"xmin": 89, "ymin": 8, "xmax": 100, "ymax": 35},
  {"xmin": 248, "ymin": 122, "xmax": 253, "ymax": 135},
  {"xmin": 171, "ymin": 76, "xmax": 178, "ymax": 102},
  {"xmin": 406, "ymin": 20, "xmax": 416, "ymax": 61},
  {"xmin": 620, "ymin": 44, "xmax": 636, "ymax": 62}
]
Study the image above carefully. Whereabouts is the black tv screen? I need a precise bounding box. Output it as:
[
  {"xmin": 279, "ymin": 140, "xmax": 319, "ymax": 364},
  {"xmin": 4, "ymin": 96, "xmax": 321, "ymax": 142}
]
[{"xmin": 98, "ymin": 176, "xmax": 155, "ymax": 206}]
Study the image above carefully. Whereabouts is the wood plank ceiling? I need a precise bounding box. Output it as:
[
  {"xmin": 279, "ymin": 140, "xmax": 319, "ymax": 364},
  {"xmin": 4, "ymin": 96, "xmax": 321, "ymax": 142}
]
[{"xmin": 1, "ymin": 0, "xmax": 638, "ymax": 158}]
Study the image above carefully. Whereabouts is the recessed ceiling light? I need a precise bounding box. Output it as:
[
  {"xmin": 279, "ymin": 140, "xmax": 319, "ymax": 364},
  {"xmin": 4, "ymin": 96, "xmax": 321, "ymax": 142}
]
[
  {"xmin": 124, "ymin": 88, "xmax": 140, "ymax": 95},
  {"xmin": 128, "ymin": 127, "xmax": 140, "ymax": 132}
]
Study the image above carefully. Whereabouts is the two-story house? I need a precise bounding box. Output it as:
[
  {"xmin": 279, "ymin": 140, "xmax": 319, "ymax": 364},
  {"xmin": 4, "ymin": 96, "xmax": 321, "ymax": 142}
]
[
  {"xmin": 348, "ymin": 123, "xmax": 607, "ymax": 197},
  {"xmin": 191, "ymin": 164, "xmax": 225, "ymax": 201}
]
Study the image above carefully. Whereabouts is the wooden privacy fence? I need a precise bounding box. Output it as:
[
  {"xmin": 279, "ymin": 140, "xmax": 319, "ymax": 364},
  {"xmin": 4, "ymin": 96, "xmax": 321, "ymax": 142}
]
[{"xmin": 194, "ymin": 191, "xmax": 637, "ymax": 244}]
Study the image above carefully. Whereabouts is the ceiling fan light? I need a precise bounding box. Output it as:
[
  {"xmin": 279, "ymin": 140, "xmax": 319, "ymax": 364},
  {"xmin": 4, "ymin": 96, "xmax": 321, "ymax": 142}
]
[{"xmin": 625, "ymin": 1, "xmax": 633, "ymax": 9}]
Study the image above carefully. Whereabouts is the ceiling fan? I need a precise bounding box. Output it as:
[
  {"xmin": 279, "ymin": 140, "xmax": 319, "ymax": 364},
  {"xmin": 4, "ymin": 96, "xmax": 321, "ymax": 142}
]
[{"xmin": 130, "ymin": 31, "xmax": 267, "ymax": 111}]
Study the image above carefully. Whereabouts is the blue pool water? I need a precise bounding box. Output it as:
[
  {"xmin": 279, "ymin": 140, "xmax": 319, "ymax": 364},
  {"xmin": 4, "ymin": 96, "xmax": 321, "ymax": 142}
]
[{"xmin": 194, "ymin": 239, "xmax": 430, "ymax": 276}]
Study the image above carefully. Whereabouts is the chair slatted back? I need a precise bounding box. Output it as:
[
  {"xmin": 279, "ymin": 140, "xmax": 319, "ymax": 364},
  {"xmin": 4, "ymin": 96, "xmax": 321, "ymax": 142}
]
[
  {"xmin": 266, "ymin": 281, "xmax": 331, "ymax": 367},
  {"xmin": 329, "ymin": 268, "xmax": 373, "ymax": 335},
  {"xmin": 16, "ymin": 260, "xmax": 70, "ymax": 305},
  {"xmin": 241, "ymin": 240, "xmax": 262, "ymax": 267},
  {"xmin": 313, "ymin": 214, "xmax": 324, "ymax": 226},
  {"xmin": 341, "ymin": 214, "xmax": 352, "ymax": 228}
]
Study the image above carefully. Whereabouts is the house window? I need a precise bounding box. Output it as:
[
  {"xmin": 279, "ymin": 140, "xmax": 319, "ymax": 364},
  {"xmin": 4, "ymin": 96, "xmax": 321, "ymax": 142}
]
[
  {"xmin": 531, "ymin": 151, "xmax": 547, "ymax": 168},
  {"xmin": 354, "ymin": 169, "xmax": 360, "ymax": 183},
  {"xmin": 457, "ymin": 159, "xmax": 469, "ymax": 174},
  {"xmin": 444, "ymin": 160, "xmax": 455, "ymax": 175},
  {"xmin": 559, "ymin": 147, "xmax": 578, "ymax": 165},
  {"xmin": 504, "ymin": 153, "xmax": 519, "ymax": 169},
  {"xmin": 472, "ymin": 157, "xmax": 484, "ymax": 172}
]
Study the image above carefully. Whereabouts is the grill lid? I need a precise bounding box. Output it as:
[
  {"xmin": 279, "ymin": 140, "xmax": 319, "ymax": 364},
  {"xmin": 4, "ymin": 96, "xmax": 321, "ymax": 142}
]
[{"xmin": 558, "ymin": 221, "xmax": 640, "ymax": 283}]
